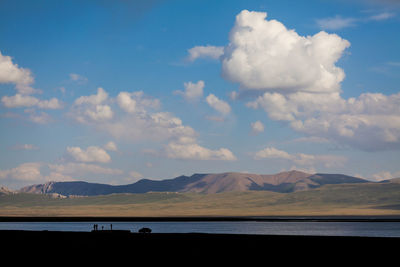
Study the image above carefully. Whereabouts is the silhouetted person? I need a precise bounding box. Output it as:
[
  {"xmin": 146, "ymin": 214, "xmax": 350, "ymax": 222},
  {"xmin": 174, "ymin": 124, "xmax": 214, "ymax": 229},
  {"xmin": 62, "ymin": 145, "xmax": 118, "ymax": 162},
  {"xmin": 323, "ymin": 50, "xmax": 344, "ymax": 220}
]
[
  {"xmin": 110, "ymin": 224, "xmax": 112, "ymax": 231},
  {"xmin": 102, "ymin": 226, "xmax": 104, "ymax": 230}
]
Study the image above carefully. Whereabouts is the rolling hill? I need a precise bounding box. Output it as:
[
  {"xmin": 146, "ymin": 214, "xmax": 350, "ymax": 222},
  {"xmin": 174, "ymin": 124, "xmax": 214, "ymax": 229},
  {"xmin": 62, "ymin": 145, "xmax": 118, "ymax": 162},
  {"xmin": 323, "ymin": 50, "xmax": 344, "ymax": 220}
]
[
  {"xmin": 2, "ymin": 180, "xmax": 400, "ymax": 216},
  {"xmin": 19, "ymin": 170, "xmax": 369, "ymax": 196}
]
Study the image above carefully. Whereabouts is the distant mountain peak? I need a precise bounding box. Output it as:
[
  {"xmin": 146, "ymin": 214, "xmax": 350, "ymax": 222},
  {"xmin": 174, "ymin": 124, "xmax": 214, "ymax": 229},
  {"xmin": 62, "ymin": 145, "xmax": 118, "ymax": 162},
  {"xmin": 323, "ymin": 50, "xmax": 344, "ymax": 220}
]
[
  {"xmin": 17, "ymin": 170, "xmax": 369, "ymax": 196},
  {"xmin": 0, "ymin": 185, "xmax": 15, "ymax": 195}
]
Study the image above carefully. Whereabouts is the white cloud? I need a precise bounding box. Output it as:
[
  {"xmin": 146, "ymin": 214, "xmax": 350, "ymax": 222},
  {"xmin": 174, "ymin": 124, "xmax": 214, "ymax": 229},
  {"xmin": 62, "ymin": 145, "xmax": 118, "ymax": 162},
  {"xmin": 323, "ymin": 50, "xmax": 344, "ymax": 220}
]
[
  {"xmin": 254, "ymin": 146, "xmax": 346, "ymax": 168},
  {"xmin": 174, "ymin": 80, "xmax": 204, "ymax": 101},
  {"xmin": 27, "ymin": 110, "xmax": 53, "ymax": 124},
  {"xmin": 74, "ymin": 87, "xmax": 108, "ymax": 106},
  {"xmin": 221, "ymin": 10, "xmax": 350, "ymax": 94},
  {"xmin": 116, "ymin": 91, "xmax": 160, "ymax": 114},
  {"xmin": 48, "ymin": 163, "xmax": 123, "ymax": 176},
  {"xmin": 70, "ymin": 87, "xmax": 113, "ymax": 123},
  {"xmin": 12, "ymin": 144, "xmax": 39, "ymax": 150},
  {"xmin": 206, "ymin": 94, "xmax": 231, "ymax": 115},
  {"xmin": 371, "ymin": 170, "xmax": 400, "ymax": 181},
  {"xmin": 248, "ymin": 91, "xmax": 400, "ymax": 151},
  {"xmin": 66, "ymin": 146, "xmax": 111, "ymax": 163},
  {"xmin": 251, "ymin": 121, "xmax": 264, "ymax": 135},
  {"xmin": 315, "ymin": 12, "xmax": 395, "ymax": 31},
  {"xmin": 104, "ymin": 141, "xmax": 118, "ymax": 151},
  {"xmin": 368, "ymin": 12, "xmax": 395, "ymax": 21},
  {"xmin": 187, "ymin": 45, "xmax": 224, "ymax": 62},
  {"xmin": 0, "ymin": 162, "xmax": 42, "ymax": 181},
  {"xmin": 0, "ymin": 51, "xmax": 36, "ymax": 94},
  {"xmin": 0, "ymin": 162, "xmax": 76, "ymax": 184},
  {"xmin": 316, "ymin": 16, "xmax": 358, "ymax": 30},
  {"xmin": 69, "ymin": 73, "xmax": 88, "ymax": 84},
  {"xmin": 84, "ymin": 104, "xmax": 113, "ymax": 122},
  {"xmin": 163, "ymin": 138, "xmax": 237, "ymax": 161},
  {"xmin": 1, "ymin": 94, "xmax": 62, "ymax": 109},
  {"xmin": 69, "ymin": 88, "xmax": 235, "ymax": 161},
  {"xmin": 101, "ymin": 111, "xmax": 197, "ymax": 143},
  {"xmin": 254, "ymin": 147, "xmax": 292, "ymax": 160}
]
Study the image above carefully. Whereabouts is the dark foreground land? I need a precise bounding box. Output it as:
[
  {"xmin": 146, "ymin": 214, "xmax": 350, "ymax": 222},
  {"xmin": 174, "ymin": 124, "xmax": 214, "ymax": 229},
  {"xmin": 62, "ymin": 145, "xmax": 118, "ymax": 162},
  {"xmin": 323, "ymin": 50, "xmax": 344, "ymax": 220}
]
[{"xmin": 2, "ymin": 229, "xmax": 399, "ymax": 264}]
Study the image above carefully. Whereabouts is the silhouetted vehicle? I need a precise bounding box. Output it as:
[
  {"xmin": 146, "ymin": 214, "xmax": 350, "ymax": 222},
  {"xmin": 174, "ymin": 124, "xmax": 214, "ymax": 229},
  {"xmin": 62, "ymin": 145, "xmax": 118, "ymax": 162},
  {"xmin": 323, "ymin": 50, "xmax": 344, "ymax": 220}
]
[{"xmin": 138, "ymin": 227, "xmax": 152, "ymax": 233}]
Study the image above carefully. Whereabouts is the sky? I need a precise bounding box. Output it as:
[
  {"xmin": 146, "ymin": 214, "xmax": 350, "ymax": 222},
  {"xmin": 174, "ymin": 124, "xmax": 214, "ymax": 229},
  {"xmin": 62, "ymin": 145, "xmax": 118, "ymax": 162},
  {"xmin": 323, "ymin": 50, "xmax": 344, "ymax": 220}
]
[{"xmin": 1, "ymin": 0, "xmax": 400, "ymax": 189}]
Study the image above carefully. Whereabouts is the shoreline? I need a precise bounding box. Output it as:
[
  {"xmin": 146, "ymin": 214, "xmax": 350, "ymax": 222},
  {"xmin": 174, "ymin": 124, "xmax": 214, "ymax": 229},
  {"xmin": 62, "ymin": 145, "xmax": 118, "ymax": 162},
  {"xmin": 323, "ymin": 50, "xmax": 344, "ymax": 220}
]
[
  {"xmin": 2, "ymin": 229, "xmax": 399, "ymax": 258},
  {"xmin": 2, "ymin": 229, "xmax": 399, "ymax": 264}
]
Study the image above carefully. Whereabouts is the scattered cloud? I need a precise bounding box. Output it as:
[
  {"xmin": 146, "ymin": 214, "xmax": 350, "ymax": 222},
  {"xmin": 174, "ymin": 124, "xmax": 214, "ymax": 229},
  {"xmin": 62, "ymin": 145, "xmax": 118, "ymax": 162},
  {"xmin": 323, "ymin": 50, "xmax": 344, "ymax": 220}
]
[
  {"xmin": 186, "ymin": 10, "xmax": 400, "ymax": 151},
  {"xmin": 187, "ymin": 45, "xmax": 224, "ymax": 62},
  {"xmin": 66, "ymin": 146, "xmax": 111, "ymax": 163},
  {"xmin": 26, "ymin": 110, "xmax": 53, "ymax": 124},
  {"xmin": 315, "ymin": 11, "xmax": 396, "ymax": 31},
  {"xmin": 250, "ymin": 121, "xmax": 264, "ymax": 135},
  {"xmin": 1, "ymin": 94, "xmax": 62, "ymax": 109},
  {"xmin": 69, "ymin": 87, "xmax": 113, "ymax": 123},
  {"xmin": 69, "ymin": 87, "xmax": 235, "ymax": 161},
  {"xmin": 174, "ymin": 80, "xmax": 204, "ymax": 101},
  {"xmin": 0, "ymin": 162, "xmax": 42, "ymax": 181},
  {"xmin": 316, "ymin": 15, "xmax": 358, "ymax": 30},
  {"xmin": 0, "ymin": 50, "xmax": 36, "ymax": 94},
  {"xmin": 368, "ymin": 11, "xmax": 395, "ymax": 21},
  {"xmin": 74, "ymin": 87, "xmax": 108, "ymax": 106},
  {"xmin": 254, "ymin": 146, "xmax": 346, "ymax": 168},
  {"xmin": 103, "ymin": 141, "xmax": 118, "ymax": 151},
  {"xmin": 162, "ymin": 137, "xmax": 237, "ymax": 161},
  {"xmin": 371, "ymin": 170, "xmax": 400, "ymax": 181},
  {"xmin": 69, "ymin": 73, "xmax": 88, "ymax": 84},
  {"xmin": 116, "ymin": 91, "xmax": 160, "ymax": 114},
  {"xmin": 206, "ymin": 94, "xmax": 231, "ymax": 115},
  {"xmin": 48, "ymin": 162, "xmax": 123, "ymax": 176},
  {"xmin": 247, "ymin": 91, "xmax": 400, "ymax": 151},
  {"xmin": 12, "ymin": 144, "xmax": 39, "ymax": 150}
]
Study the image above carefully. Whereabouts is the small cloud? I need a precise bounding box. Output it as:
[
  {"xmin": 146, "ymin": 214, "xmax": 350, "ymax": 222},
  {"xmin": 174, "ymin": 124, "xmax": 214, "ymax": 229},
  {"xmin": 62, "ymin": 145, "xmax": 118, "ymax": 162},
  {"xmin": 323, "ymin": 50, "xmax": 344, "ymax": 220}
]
[
  {"xmin": 12, "ymin": 144, "xmax": 39, "ymax": 150},
  {"xmin": 387, "ymin": 61, "xmax": 400, "ymax": 67},
  {"xmin": 129, "ymin": 171, "xmax": 143, "ymax": 179},
  {"xmin": 186, "ymin": 45, "xmax": 224, "ymax": 62},
  {"xmin": 253, "ymin": 146, "xmax": 346, "ymax": 168},
  {"xmin": 371, "ymin": 170, "xmax": 400, "ymax": 181},
  {"xmin": 368, "ymin": 12, "xmax": 395, "ymax": 21},
  {"xmin": 316, "ymin": 15, "xmax": 358, "ymax": 30},
  {"xmin": 69, "ymin": 73, "xmax": 88, "ymax": 84},
  {"xmin": 229, "ymin": 91, "xmax": 239, "ymax": 101},
  {"xmin": 103, "ymin": 141, "xmax": 118, "ymax": 151},
  {"xmin": 27, "ymin": 110, "xmax": 53, "ymax": 124},
  {"xmin": 251, "ymin": 121, "xmax": 265, "ymax": 135},
  {"xmin": 205, "ymin": 115, "xmax": 225, "ymax": 122},
  {"xmin": 174, "ymin": 80, "xmax": 204, "ymax": 101},
  {"xmin": 66, "ymin": 146, "xmax": 111, "ymax": 163},
  {"xmin": 206, "ymin": 94, "xmax": 231, "ymax": 116}
]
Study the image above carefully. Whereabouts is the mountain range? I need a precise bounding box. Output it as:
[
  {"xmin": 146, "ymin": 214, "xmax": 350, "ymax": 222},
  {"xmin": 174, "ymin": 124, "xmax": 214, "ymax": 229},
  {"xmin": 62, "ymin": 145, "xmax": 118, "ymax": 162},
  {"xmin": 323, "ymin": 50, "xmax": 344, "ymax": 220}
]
[{"xmin": 18, "ymin": 170, "xmax": 370, "ymax": 197}]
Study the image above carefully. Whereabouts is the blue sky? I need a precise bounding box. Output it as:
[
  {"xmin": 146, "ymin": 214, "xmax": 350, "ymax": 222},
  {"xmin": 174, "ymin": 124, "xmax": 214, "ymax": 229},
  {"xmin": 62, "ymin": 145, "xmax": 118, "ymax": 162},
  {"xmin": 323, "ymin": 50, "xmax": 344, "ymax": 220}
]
[{"xmin": 1, "ymin": 0, "xmax": 400, "ymax": 189}]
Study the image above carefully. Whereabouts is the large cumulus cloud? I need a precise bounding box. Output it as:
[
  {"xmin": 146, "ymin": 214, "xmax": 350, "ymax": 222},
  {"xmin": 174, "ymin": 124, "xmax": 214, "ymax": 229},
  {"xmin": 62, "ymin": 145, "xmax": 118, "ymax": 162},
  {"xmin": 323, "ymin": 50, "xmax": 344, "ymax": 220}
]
[{"xmin": 221, "ymin": 10, "xmax": 350, "ymax": 94}]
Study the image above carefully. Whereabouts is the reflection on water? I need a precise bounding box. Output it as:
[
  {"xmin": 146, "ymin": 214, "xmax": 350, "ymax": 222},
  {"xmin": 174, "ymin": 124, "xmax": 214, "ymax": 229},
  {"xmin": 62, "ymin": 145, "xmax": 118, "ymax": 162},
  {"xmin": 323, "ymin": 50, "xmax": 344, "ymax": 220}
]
[{"xmin": 1, "ymin": 221, "xmax": 400, "ymax": 237}]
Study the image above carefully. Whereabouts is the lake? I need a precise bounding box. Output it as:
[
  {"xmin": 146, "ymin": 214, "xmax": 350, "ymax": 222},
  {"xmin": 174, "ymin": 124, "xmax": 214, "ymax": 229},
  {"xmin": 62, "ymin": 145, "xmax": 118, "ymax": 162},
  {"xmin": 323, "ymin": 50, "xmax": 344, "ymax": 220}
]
[{"xmin": 1, "ymin": 221, "xmax": 400, "ymax": 237}]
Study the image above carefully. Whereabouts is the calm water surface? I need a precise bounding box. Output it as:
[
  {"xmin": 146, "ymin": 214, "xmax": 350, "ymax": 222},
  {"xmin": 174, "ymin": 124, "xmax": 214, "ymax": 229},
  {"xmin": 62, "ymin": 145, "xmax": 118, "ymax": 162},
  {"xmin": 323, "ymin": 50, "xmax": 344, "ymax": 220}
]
[{"xmin": 1, "ymin": 221, "xmax": 400, "ymax": 237}]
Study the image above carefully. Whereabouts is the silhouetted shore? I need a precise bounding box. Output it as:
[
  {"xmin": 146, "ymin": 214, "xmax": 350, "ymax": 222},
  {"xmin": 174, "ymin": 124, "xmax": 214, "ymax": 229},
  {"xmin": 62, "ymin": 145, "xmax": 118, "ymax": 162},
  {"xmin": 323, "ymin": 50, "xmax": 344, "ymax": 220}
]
[
  {"xmin": 2, "ymin": 229, "xmax": 399, "ymax": 259},
  {"xmin": 2, "ymin": 228, "xmax": 399, "ymax": 266}
]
